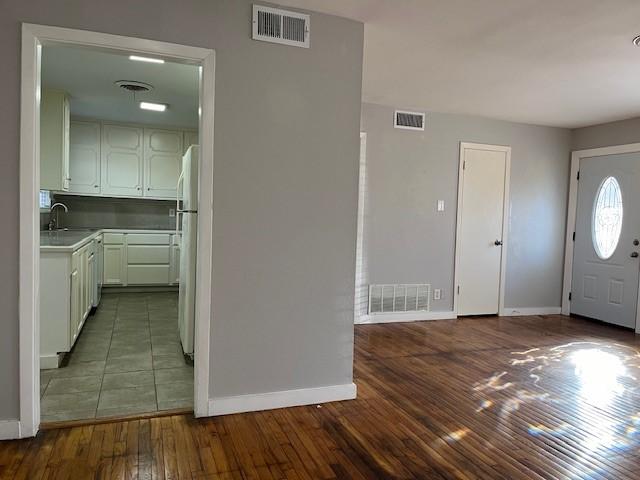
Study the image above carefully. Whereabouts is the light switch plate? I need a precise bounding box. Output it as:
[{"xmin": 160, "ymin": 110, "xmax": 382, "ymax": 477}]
[
  {"xmin": 169, "ymin": 208, "xmax": 176, "ymax": 217},
  {"xmin": 434, "ymin": 289, "xmax": 442, "ymax": 300},
  {"xmin": 437, "ymin": 200, "xmax": 445, "ymax": 212}
]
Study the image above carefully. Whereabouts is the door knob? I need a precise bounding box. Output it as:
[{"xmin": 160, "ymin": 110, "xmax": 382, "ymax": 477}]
[
  {"xmin": 634, "ymin": 239, "xmax": 639, "ymax": 246},
  {"xmin": 632, "ymin": 252, "xmax": 639, "ymax": 258},
  {"xmin": 494, "ymin": 240, "xmax": 503, "ymax": 246}
]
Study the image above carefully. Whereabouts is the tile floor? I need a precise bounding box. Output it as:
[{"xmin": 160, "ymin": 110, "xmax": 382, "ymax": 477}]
[{"xmin": 40, "ymin": 292, "xmax": 194, "ymax": 422}]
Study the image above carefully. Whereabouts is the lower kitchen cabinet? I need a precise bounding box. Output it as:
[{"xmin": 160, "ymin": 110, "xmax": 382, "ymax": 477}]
[
  {"xmin": 103, "ymin": 231, "xmax": 179, "ymax": 287},
  {"xmin": 41, "ymin": 239, "xmax": 98, "ymax": 368},
  {"xmin": 104, "ymin": 244, "xmax": 126, "ymax": 285},
  {"xmin": 40, "ymin": 229, "xmax": 177, "ymax": 368}
]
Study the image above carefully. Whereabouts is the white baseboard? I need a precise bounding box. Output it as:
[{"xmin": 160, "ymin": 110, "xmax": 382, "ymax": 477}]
[
  {"xmin": 40, "ymin": 354, "xmax": 61, "ymax": 370},
  {"xmin": 0, "ymin": 420, "xmax": 21, "ymax": 440},
  {"xmin": 357, "ymin": 311, "xmax": 457, "ymax": 325},
  {"xmin": 500, "ymin": 307, "xmax": 562, "ymax": 316},
  {"xmin": 209, "ymin": 382, "xmax": 357, "ymax": 416}
]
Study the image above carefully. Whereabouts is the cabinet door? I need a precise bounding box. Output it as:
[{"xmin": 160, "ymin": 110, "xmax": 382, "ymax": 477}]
[
  {"xmin": 70, "ymin": 267, "xmax": 80, "ymax": 345},
  {"xmin": 101, "ymin": 124, "xmax": 143, "ymax": 197},
  {"xmin": 104, "ymin": 244, "xmax": 126, "ymax": 285},
  {"xmin": 144, "ymin": 128, "xmax": 183, "ymax": 199},
  {"xmin": 40, "ymin": 90, "xmax": 70, "ymax": 191},
  {"xmin": 62, "ymin": 97, "xmax": 70, "ymax": 191},
  {"xmin": 78, "ymin": 247, "xmax": 88, "ymax": 324},
  {"xmin": 183, "ymin": 130, "xmax": 198, "ymax": 154},
  {"xmin": 69, "ymin": 121, "xmax": 101, "ymax": 194},
  {"xmin": 86, "ymin": 253, "xmax": 95, "ymax": 317}
]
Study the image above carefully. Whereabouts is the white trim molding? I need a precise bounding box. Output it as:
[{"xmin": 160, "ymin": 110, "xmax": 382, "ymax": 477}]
[
  {"xmin": 454, "ymin": 142, "xmax": 512, "ymax": 317},
  {"xmin": 210, "ymin": 383, "xmax": 357, "ymax": 416},
  {"xmin": 562, "ymin": 143, "xmax": 640, "ymax": 335},
  {"xmin": 19, "ymin": 23, "xmax": 216, "ymax": 439},
  {"xmin": 501, "ymin": 307, "xmax": 562, "ymax": 317},
  {"xmin": 357, "ymin": 311, "xmax": 457, "ymax": 325},
  {"xmin": 0, "ymin": 421, "xmax": 21, "ymax": 441}
]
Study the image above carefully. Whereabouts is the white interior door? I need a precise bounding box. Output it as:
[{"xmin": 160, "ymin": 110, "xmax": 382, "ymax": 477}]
[
  {"xmin": 456, "ymin": 143, "xmax": 509, "ymax": 316},
  {"xmin": 571, "ymin": 153, "xmax": 640, "ymax": 328}
]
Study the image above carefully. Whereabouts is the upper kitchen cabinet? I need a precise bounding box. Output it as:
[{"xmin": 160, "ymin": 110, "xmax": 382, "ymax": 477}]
[
  {"xmin": 40, "ymin": 89, "xmax": 70, "ymax": 191},
  {"xmin": 183, "ymin": 130, "xmax": 198, "ymax": 154},
  {"xmin": 144, "ymin": 128, "xmax": 183, "ymax": 199},
  {"xmin": 69, "ymin": 121, "xmax": 101, "ymax": 194},
  {"xmin": 101, "ymin": 124, "xmax": 144, "ymax": 197}
]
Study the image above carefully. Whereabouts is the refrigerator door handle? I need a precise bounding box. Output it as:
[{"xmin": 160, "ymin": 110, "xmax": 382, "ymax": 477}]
[{"xmin": 176, "ymin": 170, "xmax": 186, "ymax": 234}]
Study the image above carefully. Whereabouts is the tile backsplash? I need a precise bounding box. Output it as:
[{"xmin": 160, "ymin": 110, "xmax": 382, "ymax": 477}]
[{"xmin": 41, "ymin": 194, "xmax": 176, "ymax": 230}]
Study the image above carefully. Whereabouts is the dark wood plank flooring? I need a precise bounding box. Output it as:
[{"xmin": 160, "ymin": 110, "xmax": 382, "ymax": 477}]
[{"xmin": 2, "ymin": 314, "xmax": 640, "ymax": 479}]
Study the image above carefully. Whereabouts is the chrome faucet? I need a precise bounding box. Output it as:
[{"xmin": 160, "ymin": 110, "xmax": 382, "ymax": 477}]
[{"xmin": 48, "ymin": 202, "xmax": 69, "ymax": 231}]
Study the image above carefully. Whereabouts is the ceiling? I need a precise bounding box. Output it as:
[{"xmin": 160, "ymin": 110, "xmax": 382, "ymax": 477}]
[
  {"xmin": 42, "ymin": 46, "xmax": 199, "ymax": 128},
  {"xmin": 279, "ymin": 0, "xmax": 640, "ymax": 128}
]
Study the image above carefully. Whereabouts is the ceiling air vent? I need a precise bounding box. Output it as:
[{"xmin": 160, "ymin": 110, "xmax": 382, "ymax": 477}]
[
  {"xmin": 394, "ymin": 110, "xmax": 426, "ymax": 131},
  {"xmin": 252, "ymin": 5, "xmax": 310, "ymax": 48}
]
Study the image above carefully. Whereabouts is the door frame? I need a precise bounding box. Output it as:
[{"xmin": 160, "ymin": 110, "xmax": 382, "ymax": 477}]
[
  {"xmin": 453, "ymin": 142, "xmax": 512, "ymax": 316},
  {"xmin": 561, "ymin": 143, "xmax": 640, "ymax": 334},
  {"xmin": 354, "ymin": 132, "xmax": 369, "ymax": 324},
  {"xmin": 19, "ymin": 23, "xmax": 215, "ymax": 437}
]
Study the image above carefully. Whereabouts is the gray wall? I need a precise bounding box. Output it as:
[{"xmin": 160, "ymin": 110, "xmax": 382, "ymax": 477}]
[
  {"xmin": 46, "ymin": 195, "xmax": 176, "ymax": 230},
  {"xmin": 1, "ymin": 1, "xmax": 363, "ymax": 420},
  {"xmin": 572, "ymin": 117, "xmax": 640, "ymax": 150},
  {"xmin": 361, "ymin": 103, "xmax": 572, "ymax": 312}
]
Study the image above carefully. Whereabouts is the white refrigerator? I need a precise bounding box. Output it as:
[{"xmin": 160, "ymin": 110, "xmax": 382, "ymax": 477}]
[{"xmin": 177, "ymin": 145, "xmax": 199, "ymax": 357}]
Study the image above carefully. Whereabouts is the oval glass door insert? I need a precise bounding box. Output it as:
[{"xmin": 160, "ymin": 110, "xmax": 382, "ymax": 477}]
[{"xmin": 592, "ymin": 176, "xmax": 623, "ymax": 260}]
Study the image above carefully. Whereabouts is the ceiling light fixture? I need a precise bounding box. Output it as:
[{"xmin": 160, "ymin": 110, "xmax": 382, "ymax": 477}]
[
  {"xmin": 140, "ymin": 101, "xmax": 167, "ymax": 112},
  {"xmin": 634, "ymin": 35, "xmax": 640, "ymax": 47},
  {"xmin": 129, "ymin": 55, "xmax": 165, "ymax": 64}
]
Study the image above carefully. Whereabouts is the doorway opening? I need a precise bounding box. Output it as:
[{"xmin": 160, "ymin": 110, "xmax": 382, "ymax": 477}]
[
  {"xmin": 20, "ymin": 24, "xmax": 214, "ymax": 437},
  {"xmin": 454, "ymin": 142, "xmax": 511, "ymax": 317}
]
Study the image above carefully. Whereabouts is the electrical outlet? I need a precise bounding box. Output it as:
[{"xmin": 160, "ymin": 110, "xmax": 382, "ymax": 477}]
[
  {"xmin": 434, "ymin": 288, "xmax": 442, "ymax": 300},
  {"xmin": 169, "ymin": 208, "xmax": 176, "ymax": 217}
]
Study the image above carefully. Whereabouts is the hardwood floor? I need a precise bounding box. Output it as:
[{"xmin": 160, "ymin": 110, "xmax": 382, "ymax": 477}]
[{"xmin": 2, "ymin": 314, "xmax": 640, "ymax": 479}]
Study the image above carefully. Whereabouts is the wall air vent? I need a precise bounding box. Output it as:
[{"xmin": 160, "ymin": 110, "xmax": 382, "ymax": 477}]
[
  {"xmin": 394, "ymin": 110, "xmax": 426, "ymax": 131},
  {"xmin": 368, "ymin": 284, "xmax": 431, "ymax": 314},
  {"xmin": 252, "ymin": 4, "xmax": 310, "ymax": 48}
]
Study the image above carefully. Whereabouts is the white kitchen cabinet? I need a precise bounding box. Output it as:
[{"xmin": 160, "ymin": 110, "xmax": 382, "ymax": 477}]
[
  {"xmin": 144, "ymin": 128, "xmax": 183, "ymax": 199},
  {"xmin": 103, "ymin": 244, "xmax": 126, "ymax": 285},
  {"xmin": 86, "ymin": 249, "xmax": 96, "ymax": 315},
  {"xmin": 69, "ymin": 253, "xmax": 81, "ymax": 346},
  {"xmin": 183, "ymin": 130, "xmax": 198, "ymax": 154},
  {"xmin": 40, "ymin": 89, "xmax": 70, "ymax": 191},
  {"xmin": 127, "ymin": 265, "xmax": 170, "ymax": 284},
  {"xmin": 41, "ymin": 238, "xmax": 98, "ymax": 368},
  {"xmin": 125, "ymin": 232, "xmax": 171, "ymax": 285},
  {"xmin": 69, "ymin": 121, "xmax": 101, "ymax": 194},
  {"xmin": 101, "ymin": 124, "xmax": 144, "ymax": 197}
]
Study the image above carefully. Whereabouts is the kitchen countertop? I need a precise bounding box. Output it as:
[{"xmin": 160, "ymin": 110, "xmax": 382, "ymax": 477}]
[{"xmin": 40, "ymin": 228, "xmax": 177, "ymax": 253}]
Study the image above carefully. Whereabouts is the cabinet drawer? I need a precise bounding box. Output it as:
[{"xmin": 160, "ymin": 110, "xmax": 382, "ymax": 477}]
[
  {"xmin": 103, "ymin": 233, "xmax": 124, "ymax": 244},
  {"xmin": 127, "ymin": 245, "xmax": 170, "ymax": 264},
  {"xmin": 127, "ymin": 265, "xmax": 170, "ymax": 284},
  {"xmin": 127, "ymin": 233, "xmax": 170, "ymax": 245}
]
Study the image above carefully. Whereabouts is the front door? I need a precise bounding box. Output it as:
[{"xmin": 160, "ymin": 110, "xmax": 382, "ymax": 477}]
[{"xmin": 571, "ymin": 153, "xmax": 640, "ymax": 328}]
